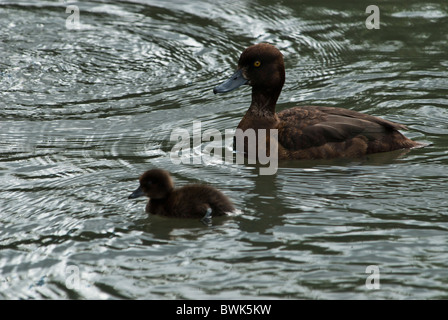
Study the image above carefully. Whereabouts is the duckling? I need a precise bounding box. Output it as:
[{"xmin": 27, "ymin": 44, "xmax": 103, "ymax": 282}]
[
  {"xmin": 214, "ymin": 43, "xmax": 424, "ymax": 160},
  {"xmin": 128, "ymin": 169, "xmax": 235, "ymax": 219}
]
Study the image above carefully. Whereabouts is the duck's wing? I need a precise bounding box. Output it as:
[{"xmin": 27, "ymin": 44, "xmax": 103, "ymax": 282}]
[{"xmin": 277, "ymin": 106, "xmax": 407, "ymax": 150}]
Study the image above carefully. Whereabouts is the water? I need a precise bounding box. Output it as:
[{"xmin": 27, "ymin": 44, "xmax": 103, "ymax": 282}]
[{"xmin": 1, "ymin": 0, "xmax": 447, "ymax": 299}]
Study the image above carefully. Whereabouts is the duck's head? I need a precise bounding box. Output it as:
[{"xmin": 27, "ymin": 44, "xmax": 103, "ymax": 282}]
[
  {"xmin": 213, "ymin": 43, "xmax": 285, "ymax": 96},
  {"xmin": 128, "ymin": 169, "xmax": 175, "ymax": 200}
]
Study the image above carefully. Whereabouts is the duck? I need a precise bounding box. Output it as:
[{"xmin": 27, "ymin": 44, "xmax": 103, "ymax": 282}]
[
  {"xmin": 213, "ymin": 43, "xmax": 424, "ymax": 160},
  {"xmin": 128, "ymin": 169, "xmax": 235, "ymax": 219}
]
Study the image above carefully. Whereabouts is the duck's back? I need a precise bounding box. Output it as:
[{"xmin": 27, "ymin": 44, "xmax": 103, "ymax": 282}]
[
  {"xmin": 152, "ymin": 185, "xmax": 234, "ymax": 218},
  {"xmin": 276, "ymin": 106, "xmax": 421, "ymax": 159}
]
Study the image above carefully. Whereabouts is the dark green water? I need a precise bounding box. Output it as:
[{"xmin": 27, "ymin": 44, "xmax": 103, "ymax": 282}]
[{"xmin": 0, "ymin": 0, "xmax": 447, "ymax": 299}]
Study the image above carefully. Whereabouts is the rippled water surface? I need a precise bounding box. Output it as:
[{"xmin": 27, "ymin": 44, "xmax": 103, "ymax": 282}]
[{"xmin": 1, "ymin": 0, "xmax": 448, "ymax": 299}]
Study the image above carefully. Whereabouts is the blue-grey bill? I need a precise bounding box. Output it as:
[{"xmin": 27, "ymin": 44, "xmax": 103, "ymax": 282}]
[
  {"xmin": 128, "ymin": 186, "xmax": 144, "ymax": 199},
  {"xmin": 213, "ymin": 69, "xmax": 248, "ymax": 94}
]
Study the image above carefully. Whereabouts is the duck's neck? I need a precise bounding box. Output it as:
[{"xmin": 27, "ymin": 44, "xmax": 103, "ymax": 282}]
[
  {"xmin": 248, "ymin": 87, "xmax": 281, "ymax": 118},
  {"xmin": 149, "ymin": 188, "xmax": 173, "ymax": 201}
]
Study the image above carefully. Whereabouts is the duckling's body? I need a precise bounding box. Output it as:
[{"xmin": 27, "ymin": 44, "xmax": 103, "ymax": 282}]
[
  {"xmin": 214, "ymin": 43, "xmax": 423, "ymax": 160},
  {"xmin": 128, "ymin": 169, "xmax": 234, "ymax": 218}
]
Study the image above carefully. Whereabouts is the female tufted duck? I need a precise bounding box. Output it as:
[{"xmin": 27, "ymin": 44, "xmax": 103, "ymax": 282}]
[
  {"xmin": 128, "ymin": 169, "xmax": 235, "ymax": 219},
  {"xmin": 213, "ymin": 43, "xmax": 424, "ymax": 160}
]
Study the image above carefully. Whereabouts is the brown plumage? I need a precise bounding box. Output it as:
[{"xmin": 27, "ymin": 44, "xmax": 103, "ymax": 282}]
[
  {"xmin": 213, "ymin": 43, "xmax": 423, "ymax": 160},
  {"xmin": 128, "ymin": 169, "xmax": 235, "ymax": 218}
]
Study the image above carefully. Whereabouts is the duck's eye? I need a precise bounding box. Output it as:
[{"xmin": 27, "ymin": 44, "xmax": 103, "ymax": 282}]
[{"xmin": 253, "ymin": 60, "xmax": 261, "ymax": 67}]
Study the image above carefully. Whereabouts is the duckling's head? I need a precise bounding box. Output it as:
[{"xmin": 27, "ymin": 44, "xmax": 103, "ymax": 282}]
[
  {"xmin": 128, "ymin": 169, "xmax": 175, "ymax": 200},
  {"xmin": 213, "ymin": 43, "xmax": 285, "ymax": 95}
]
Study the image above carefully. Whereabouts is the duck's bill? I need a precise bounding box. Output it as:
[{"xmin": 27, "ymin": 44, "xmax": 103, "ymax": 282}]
[
  {"xmin": 213, "ymin": 69, "xmax": 248, "ymax": 94},
  {"xmin": 128, "ymin": 186, "xmax": 144, "ymax": 199}
]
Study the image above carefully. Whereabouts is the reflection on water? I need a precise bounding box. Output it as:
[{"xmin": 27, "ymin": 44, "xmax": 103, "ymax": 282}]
[{"xmin": 1, "ymin": 0, "xmax": 448, "ymax": 299}]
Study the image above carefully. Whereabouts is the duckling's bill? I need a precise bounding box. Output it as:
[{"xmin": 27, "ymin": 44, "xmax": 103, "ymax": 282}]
[{"xmin": 128, "ymin": 186, "xmax": 144, "ymax": 199}]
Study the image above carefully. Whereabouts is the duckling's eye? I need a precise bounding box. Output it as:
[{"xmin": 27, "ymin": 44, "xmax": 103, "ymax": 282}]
[{"xmin": 253, "ymin": 60, "xmax": 261, "ymax": 67}]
